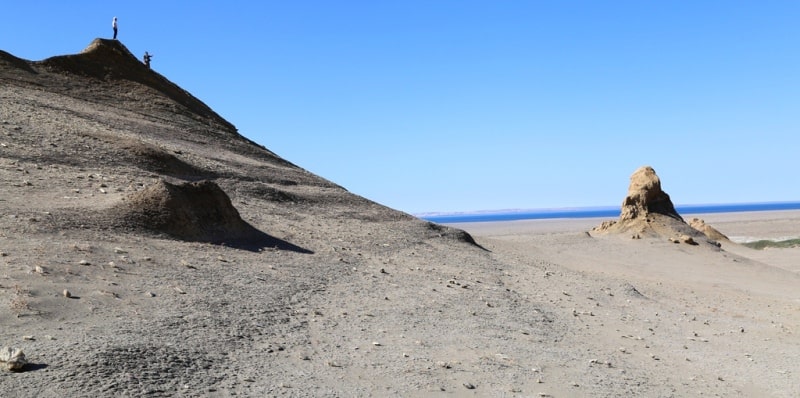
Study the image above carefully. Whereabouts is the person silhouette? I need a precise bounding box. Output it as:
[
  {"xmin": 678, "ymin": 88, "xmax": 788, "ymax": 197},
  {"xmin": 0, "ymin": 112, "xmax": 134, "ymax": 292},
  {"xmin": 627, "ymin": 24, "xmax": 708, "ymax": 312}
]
[
  {"xmin": 112, "ymin": 17, "xmax": 118, "ymax": 39},
  {"xmin": 143, "ymin": 52, "xmax": 153, "ymax": 68}
]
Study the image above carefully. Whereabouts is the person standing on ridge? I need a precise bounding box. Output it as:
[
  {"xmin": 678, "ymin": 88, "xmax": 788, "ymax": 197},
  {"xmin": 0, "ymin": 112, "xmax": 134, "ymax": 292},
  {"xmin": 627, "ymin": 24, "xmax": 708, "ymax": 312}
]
[
  {"xmin": 143, "ymin": 52, "xmax": 153, "ymax": 68},
  {"xmin": 112, "ymin": 17, "xmax": 118, "ymax": 39}
]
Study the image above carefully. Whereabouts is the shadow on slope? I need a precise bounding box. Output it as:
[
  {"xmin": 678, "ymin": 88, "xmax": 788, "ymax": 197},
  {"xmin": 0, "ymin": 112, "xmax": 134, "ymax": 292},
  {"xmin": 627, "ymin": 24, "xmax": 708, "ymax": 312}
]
[
  {"xmin": 116, "ymin": 179, "xmax": 312, "ymax": 253},
  {"xmin": 118, "ymin": 139, "xmax": 216, "ymax": 181}
]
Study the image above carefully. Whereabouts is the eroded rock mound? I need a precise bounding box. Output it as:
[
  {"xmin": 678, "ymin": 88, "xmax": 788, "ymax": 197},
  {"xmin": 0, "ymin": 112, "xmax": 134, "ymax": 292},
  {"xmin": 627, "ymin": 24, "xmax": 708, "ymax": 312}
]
[
  {"xmin": 118, "ymin": 179, "xmax": 255, "ymax": 242},
  {"xmin": 593, "ymin": 166, "xmax": 717, "ymax": 247},
  {"xmin": 619, "ymin": 166, "xmax": 682, "ymax": 222},
  {"xmin": 689, "ymin": 218, "xmax": 730, "ymax": 242},
  {"xmin": 425, "ymin": 222, "xmax": 485, "ymax": 249}
]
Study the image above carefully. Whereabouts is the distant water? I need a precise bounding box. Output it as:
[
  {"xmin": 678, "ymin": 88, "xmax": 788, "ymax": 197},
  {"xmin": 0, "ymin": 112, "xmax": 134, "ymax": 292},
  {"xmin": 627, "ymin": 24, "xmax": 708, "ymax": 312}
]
[{"xmin": 419, "ymin": 201, "xmax": 800, "ymax": 224}]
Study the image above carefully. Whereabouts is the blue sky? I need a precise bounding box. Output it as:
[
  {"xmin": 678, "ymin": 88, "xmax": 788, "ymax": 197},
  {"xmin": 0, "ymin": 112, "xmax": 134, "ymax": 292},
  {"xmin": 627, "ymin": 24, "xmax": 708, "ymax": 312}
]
[{"xmin": 2, "ymin": 1, "xmax": 799, "ymax": 214}]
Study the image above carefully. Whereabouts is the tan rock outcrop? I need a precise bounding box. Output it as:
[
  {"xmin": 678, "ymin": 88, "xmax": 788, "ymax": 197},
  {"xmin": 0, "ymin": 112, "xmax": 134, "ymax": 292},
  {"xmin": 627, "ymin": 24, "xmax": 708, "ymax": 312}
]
[
  {"xmin": 594, "ymin": 166, "xmax": 721, "ymax": 248},
  {"xmin": 619, "ymin": 166, "xmax": 682, "ymax": 222}
]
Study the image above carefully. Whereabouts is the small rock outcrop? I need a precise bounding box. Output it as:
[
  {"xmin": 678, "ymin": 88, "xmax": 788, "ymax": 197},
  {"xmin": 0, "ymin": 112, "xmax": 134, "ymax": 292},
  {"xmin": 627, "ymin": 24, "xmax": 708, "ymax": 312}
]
[
  {"xmin": 618, "ymin": 166, "xmax": 682, "ymax": 222},
  {"xmin": 118, "ymin": 179, "xmax": 257, "ymax": 243},
  {"xmin": 689, "ymin": 218, "xmax": 730, "ymax": 242}
]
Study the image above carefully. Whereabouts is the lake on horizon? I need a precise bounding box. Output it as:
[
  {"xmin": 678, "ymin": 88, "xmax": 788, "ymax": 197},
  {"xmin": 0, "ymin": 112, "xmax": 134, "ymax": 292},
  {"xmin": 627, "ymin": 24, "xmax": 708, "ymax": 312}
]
[{"xmin": 419, "ymin": 201, "xmax": 800, "ymax": 224}]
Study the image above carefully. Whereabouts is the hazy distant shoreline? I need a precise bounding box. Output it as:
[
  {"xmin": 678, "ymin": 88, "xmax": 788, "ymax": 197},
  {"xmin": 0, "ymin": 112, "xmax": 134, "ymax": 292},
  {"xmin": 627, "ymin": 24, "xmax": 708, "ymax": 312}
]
[{"xmin": 419, "ymin": 201, "xmax": 800, "ymax": 223}]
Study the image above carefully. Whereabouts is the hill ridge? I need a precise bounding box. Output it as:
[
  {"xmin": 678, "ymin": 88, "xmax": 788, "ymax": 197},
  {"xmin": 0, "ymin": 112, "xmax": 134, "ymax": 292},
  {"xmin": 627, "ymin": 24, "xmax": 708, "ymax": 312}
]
[{"xmin": 34, "ymin": 38, "xmax": 235, "ymax": 132}]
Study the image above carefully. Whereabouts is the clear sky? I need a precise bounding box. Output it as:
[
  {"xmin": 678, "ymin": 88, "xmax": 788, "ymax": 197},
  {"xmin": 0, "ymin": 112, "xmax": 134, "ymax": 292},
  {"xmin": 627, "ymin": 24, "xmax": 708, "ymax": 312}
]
[{"xmin": 2, "ymin": 1, "xmax": 799, "ymax": 214}]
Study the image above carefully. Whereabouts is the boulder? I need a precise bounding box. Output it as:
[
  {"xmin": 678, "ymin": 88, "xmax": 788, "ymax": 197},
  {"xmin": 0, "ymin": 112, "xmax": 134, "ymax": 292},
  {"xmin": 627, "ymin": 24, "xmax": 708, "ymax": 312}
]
[{"xmin": 0, "ymin": 346, "xmax": 27, "ymax": 371}]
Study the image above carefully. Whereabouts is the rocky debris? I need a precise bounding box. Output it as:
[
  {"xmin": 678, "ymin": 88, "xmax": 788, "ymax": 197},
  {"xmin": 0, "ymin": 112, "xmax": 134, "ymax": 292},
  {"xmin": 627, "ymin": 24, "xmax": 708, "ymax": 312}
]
[
  {"xmin": 669, "ymin": 235, "xmax": 698, "ymax": 245},
  {"xmin": 0, "ymin": 346, "xmax": 27, "ymax": 371}
]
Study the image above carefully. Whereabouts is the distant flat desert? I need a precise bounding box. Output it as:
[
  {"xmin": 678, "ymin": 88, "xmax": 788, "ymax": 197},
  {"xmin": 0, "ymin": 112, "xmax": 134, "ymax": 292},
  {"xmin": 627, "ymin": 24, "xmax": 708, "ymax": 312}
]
[{"xmin": 447, "ymin": 209, "xmax": 800, "ymax": 244}]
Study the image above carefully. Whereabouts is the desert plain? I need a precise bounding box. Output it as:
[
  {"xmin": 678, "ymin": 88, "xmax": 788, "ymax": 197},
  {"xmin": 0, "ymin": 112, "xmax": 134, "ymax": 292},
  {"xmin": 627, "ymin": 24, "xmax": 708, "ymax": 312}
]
[{"xmin": 1, "ymin": 39, "xmax": 799, "ymax": 397}]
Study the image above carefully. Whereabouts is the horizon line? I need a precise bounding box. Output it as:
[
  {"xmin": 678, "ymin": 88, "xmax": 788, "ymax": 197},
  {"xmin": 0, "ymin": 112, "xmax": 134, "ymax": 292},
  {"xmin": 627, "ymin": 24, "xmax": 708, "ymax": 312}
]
[{"xmin": 416, "ymin": 200, "xmax": 800, "ymax": 223}]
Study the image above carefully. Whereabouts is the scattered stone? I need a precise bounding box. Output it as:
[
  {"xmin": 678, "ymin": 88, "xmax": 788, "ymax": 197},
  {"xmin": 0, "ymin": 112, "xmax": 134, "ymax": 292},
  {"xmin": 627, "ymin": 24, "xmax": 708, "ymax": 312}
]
[
  {"xmin": 589, "ymin": 358, "xmax": 613, "ymax": 367},
  {"xmin": 21, "ymin": 336, "xmax": 35, "ymax": 341},
  {"xmin": 463, "ymin": 383, "xmax": 476, "ymax": 389},
  {"xmin": 62, "ymin": 289, "xmax": 72, "ymax": 298},
  {"xmin": 372, "ymin": 341, "xmax": 381, "ymax": 346},
  {"xmin": 79, "ymin": 260, "xmax": 91, "ymax": 265},
  {"xmin": 114, "ymin": 247, "xmax": 128, "ymax": 254},
  {"xmin": 34, "ymin": 265, "xmax": 47, "ymax": 275},
  {"xmin": 0, "ymin": 346, "xmax": 27, "ymax": 371}
]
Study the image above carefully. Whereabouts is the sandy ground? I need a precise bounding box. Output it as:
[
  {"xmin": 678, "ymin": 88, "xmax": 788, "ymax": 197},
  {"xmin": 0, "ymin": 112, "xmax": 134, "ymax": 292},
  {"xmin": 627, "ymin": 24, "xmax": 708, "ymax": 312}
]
[
  {"xmin": 445, "ymin": 210, "xmax": 800, "ymax": 397},
  {"xmin": 2, "ymin": 41, "xmax": 799, "ymax": 397}
]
